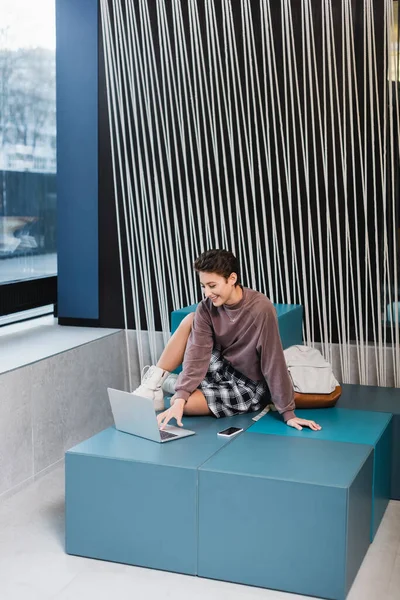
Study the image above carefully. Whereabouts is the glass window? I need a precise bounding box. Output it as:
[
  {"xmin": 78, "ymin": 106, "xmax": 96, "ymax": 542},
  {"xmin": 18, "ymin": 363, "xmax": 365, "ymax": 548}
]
[
  {"xmin": 0, "ymin": 0, "xmax": 56, "ymax": 285},
  {"xmin": 389, "ymin": 2, "xmax": 399, "ymax": 82},
  {"xmin": 385, "ymin": 2, "xmax": 400, "ymax": 338}
]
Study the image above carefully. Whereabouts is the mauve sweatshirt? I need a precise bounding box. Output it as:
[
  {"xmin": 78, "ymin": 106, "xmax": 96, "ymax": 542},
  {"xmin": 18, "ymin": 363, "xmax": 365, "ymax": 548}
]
[{"xmin": 174, "ymin": 287, "xmax": 296, "ymax": 422}]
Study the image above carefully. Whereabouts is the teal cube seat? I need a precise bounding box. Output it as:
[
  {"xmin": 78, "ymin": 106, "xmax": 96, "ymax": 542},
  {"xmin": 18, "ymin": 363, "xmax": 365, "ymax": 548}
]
[
  {"xmin": 198, "ymin": 433, "xmax": 373, "ymax": 600},
  {"xmin": 171, "ymin": 302, "xmax": 303, "ymax": 373},
  {"xmin": 249, "ymin": 407, "xmax": 392, "ymax": 540},
  {"xmin": 337, "ymin": 384, "xmax": 400, "ymax": 500},
  {"xmin": 273, "ymin": 303, "xmax": 304, "ymax": 348},
  {"xmin": 66, "ymin": 411, "xmax": 375, "ymax": 598},
  {"xmin": 65, "ymin": 413, "xmax": 256, "ymax": 573},
  {"xmin": 170, "ymin": 303, "xmax": 199, "ymax": 334}
]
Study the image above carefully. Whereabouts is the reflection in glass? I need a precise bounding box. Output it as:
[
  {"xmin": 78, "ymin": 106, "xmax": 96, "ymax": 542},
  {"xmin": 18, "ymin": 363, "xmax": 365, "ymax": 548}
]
[{"xmin": 0, "ymin": 0, "xmax": 56, "ymax": 284}]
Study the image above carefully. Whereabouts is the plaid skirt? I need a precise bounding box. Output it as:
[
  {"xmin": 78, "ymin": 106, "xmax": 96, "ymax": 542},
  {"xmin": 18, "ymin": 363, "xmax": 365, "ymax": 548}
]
[{"xmin": 199, "ymin": 346, "xmax": 270, "ymax": 418}]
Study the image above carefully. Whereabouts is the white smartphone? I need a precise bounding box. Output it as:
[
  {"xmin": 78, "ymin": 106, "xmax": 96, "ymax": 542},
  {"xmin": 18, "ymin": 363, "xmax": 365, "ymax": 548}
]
[{"xmin": 217, "ymin": 426, "xmax": 244, "ymax": 437}]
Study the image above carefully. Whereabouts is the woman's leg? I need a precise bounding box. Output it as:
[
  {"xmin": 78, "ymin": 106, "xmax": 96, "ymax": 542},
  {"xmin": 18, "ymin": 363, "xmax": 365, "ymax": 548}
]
[
  {"xmin": 156, "ymin": 313, "xmax": 194, "ymax": 372},
  {"xmin": 171, "ymin": 389, "xmax": 212, "ymax": 416}
]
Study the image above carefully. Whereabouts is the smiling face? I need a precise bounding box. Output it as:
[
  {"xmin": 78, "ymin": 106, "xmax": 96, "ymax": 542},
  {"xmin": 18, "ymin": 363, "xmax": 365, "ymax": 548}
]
[{"xmin": 199, "ymin": 271, "xmax": 242, "ymax": 306}]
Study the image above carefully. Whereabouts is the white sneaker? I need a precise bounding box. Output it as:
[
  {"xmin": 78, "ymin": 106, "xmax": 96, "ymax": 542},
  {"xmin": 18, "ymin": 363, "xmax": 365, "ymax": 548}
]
[
  {"xmin": 162, "ymin": 373, "xmax": 178, "ymax": 396},
  {"xmin": 132, "ymin": 365, "xmax": 170, "ymax": 412}
]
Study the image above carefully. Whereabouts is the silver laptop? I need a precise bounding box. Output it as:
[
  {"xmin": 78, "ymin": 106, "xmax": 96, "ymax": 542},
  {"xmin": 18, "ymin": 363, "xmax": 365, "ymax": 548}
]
[{"xmin": 107, "ymin": 387, "xmax": 195, "ymax": 443}]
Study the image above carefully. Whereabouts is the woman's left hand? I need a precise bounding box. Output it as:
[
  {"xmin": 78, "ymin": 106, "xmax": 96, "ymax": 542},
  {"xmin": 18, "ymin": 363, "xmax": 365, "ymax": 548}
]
[{"xmin": 286, "ymin": 417, "xmax": 321, "ymax": 431}]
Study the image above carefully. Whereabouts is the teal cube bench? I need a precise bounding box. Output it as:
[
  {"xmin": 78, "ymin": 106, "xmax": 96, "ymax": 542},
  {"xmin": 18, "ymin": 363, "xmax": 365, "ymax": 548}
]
[
  {"xmin": 248, "ymin": 407, "xmax": 392, "ymax": 540},
  {"xmin": 171, "ymin": 302, "xmax": 303, "ymax": 373},
  {"xmin": 337, "ymin": 384, "xmax": 400, "ymax": 500},
  {"xmin": 198, "ymin": 433, "xmax": 373, "ymax": 600},
  {"xmin": 65, "ymin": 413, "xmax": 256, "ymax": 573}
]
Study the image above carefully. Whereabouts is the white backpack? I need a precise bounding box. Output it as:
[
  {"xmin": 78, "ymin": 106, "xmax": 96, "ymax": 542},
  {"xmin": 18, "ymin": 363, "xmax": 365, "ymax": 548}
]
[{"xmin": 283, "ymin": 345, "xmax": 339, "ymax": 394}]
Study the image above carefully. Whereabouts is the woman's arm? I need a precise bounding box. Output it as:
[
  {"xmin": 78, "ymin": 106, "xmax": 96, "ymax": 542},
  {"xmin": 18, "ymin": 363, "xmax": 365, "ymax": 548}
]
[{"xmin": 256, "ymin": 304, "xmax": 296, "ymax": 422}]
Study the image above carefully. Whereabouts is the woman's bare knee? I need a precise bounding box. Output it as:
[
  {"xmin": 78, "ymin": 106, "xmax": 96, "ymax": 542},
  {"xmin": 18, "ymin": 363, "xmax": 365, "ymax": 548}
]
[
  {"xmin": 180, "ymin": 312, "xmax": 195, "ymax": 331},
  {"xmin": 183, "ymin": 390, "xmax": 211, "ymax": 416}
]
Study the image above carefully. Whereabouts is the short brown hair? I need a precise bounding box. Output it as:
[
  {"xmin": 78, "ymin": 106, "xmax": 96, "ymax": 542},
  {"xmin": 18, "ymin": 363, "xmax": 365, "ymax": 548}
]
[{"xmin": 193, "ymin": 249, "xmax": 240, "ymax": 286}]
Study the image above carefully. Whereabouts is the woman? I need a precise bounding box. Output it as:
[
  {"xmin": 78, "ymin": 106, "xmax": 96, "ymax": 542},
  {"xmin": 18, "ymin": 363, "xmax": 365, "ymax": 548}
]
[{"xmin": 134, "ymin": 249, "xmax": 321, "ymax": 432}]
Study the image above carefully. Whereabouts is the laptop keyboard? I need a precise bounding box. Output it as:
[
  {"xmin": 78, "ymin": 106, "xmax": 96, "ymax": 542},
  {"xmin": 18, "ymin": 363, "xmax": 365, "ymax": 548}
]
[{"xmin": 159, "ymin": 429, "xmax": 179, "ymax": 441}]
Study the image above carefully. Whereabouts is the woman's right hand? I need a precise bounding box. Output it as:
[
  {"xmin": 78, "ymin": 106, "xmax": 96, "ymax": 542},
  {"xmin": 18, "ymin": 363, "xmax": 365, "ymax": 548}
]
[{"xmin": 157, "ymin": 397, "xmax": 186, "ymax": 429}]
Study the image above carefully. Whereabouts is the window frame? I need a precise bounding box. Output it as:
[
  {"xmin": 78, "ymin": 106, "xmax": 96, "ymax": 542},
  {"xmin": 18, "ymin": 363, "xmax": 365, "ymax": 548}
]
[{"xmin": 0, "ymin": 276, "xmax": 57, "ymax": 320}]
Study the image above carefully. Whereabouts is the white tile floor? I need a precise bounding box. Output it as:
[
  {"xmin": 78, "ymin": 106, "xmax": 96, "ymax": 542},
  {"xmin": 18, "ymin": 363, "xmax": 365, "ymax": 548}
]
[{"xmin": 0, "ymin": 464, "xmax": 399, "ymax": 600}]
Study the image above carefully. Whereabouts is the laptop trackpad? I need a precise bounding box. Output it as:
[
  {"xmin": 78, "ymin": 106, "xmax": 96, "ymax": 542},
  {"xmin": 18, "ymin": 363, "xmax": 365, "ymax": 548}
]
[{"xmin": 159, "ymin": 429, "xmax": 178, "ymax": 441}]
